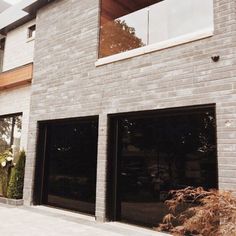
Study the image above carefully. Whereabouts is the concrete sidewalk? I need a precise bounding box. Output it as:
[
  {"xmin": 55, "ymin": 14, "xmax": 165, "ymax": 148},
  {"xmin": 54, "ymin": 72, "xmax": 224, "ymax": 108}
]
[{"xmin": 0, "ymin": 204, "xmax": 170, "ymax": 236}]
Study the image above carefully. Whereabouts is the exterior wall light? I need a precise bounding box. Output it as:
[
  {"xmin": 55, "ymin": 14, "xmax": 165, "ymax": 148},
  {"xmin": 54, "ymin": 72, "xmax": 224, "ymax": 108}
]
[{"xmin": 211, "ymin": 55, "xmax": 220, "ymax": 62}]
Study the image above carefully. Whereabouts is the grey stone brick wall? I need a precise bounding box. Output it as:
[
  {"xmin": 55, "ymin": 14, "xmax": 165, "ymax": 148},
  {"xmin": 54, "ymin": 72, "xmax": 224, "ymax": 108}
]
[{"xmin": 24, "ymin": 0, "xmax": 236, "ymax": 222}]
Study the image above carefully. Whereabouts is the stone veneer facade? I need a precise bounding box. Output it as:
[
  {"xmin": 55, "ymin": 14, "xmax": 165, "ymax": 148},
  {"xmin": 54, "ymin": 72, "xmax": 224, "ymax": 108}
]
[{"xmin": 23, "ymin": 0, "xmax": 236, "ymax": 222}]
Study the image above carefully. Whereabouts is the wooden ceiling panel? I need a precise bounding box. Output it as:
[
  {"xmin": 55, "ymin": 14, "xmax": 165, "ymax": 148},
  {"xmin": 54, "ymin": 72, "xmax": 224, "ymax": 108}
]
[{"xmin": 101, "ymin": 0, "xmax": 163, "ymax": 23}]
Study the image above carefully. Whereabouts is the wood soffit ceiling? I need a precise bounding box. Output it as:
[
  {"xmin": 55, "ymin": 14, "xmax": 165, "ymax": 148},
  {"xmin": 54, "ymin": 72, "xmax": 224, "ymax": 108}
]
[{"xmin": 101, "ymin": 0, "xmax": 163, "ymax": 24}]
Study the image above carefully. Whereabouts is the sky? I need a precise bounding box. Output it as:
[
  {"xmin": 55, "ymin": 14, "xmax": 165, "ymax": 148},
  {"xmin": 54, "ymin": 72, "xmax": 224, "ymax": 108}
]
[{"xmin": 4, "ymin": 0, "xmax": 21, "ymax": 5}]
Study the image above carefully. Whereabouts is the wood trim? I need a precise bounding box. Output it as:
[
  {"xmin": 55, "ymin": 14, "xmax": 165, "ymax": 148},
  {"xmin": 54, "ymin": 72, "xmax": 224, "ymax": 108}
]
[{"xmin": 0, "ymin": 63, "xmax": 33, "ymax": 90}]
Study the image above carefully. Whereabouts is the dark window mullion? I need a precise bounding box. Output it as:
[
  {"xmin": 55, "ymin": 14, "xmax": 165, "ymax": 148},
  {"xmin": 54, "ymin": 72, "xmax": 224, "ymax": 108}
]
[{"xmin": 10, "ymin": 116, "xmax": 15, "ymax": 146}]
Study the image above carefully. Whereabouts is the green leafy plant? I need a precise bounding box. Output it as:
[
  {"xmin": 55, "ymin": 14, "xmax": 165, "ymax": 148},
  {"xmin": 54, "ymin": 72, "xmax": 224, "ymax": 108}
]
[
  {"xmin": 156, "ymin": 187, "xmax": 236, "ymax": 236},
  {"xmin": 7, "ymin": 151, "xmax": 26, "ymax": 199},
  {"xmin": 0, "ymin": 149, "xmax": 14, "ymax": 197}
]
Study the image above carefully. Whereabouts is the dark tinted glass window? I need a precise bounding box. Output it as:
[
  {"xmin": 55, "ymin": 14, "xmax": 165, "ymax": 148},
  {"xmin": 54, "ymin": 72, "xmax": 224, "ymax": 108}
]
[
  {"xmin": 41, "ymin": 119, "xmax": 98, "ymax": 215},
  {"xmin": 28, "ymin": 25, "xmax": 36, "ymax": 38},
  {"xmin": 110, "ymin": 106, "xmax": 218, "ymax": 227}
]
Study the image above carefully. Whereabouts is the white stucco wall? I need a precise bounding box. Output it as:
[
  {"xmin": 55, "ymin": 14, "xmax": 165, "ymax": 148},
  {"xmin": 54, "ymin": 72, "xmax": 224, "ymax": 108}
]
[
  {"xmin": 2, "ymin": 19, "xmax": 35, "ymax": 71},
  {"xmin": 0, "ymin": 85, "xmax": 31, "ymax": 151}
]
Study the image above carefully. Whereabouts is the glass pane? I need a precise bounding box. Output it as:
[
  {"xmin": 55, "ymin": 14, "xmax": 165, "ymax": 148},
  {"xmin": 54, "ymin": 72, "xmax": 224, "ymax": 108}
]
[
  {"xmin": 0, "ymin": 38, "xmax": 5, "ymax": 72},
  {"xmin": 149, "ymin": 1, "xmax": 169, "ymax": 44},
  {"xmin": 143, "ymin": 0, "xmax": 214, "ymax": 45},
  {"xmin": 166, "ymin": 0, "xmax": 213, "ymax": 39},
  {"xmin": 0, "ymin": 117, "xmax": 12, "ymax": 152},
  {"xmin": 0, "ymin": 115, "xmax": 22, "ymax": 154},
  {"xmin": 99, "ymin": 0, "xmax": 214, "ymax": 58},
  {"xmin": 45, "ymin": 119, "xmax": 98, "ymax": 215},
  {"xmin": 116, "ymin": 107, "xmax": 217, "ymax": 227},
  {"xmin": 12, "ymin": 115, "xmax": 22, "ymax": 154},
  {"xmin": 118, "ymin": 8, "xmax": 148, "ymax": 46},
  {"xmin": 99, "ymin": 0, "xmax": 161, "ymax": 58}
]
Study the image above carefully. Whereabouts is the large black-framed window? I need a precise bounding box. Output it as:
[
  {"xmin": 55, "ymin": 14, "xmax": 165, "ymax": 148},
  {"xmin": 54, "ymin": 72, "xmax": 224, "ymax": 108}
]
[
  {"xmin": 34, "ymin": 117, "xmax": 98, "ymax": 216},
  {"xmin": 0, "ymin": 113, "xmax": 22, "ymax": 153},
  {"xmin": 107, "ymin": 104, "xmax": 218, "ymax": 228}
]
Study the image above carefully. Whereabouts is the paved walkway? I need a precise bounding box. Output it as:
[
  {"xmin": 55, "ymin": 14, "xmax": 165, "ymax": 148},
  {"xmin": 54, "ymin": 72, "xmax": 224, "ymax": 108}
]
[{"xmin": 0, "ymin": 204, "xmax": 170, "ymax": 236}]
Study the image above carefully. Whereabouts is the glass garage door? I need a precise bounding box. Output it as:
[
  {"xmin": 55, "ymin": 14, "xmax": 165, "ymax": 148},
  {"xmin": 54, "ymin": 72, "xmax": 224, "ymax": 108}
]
[
  {"xmin": 109, "ymin": 105, "xmax": 218, "ymax": 227},
  {"xmin": 35, "ymin": 117, "xmax": 98, "ymax": 215}
]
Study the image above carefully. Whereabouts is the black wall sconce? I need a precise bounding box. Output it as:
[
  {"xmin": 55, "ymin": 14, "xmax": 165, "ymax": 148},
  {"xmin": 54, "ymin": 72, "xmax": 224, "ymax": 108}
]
[{"xmin": 211, "ymin": 55, "xmax": 220, "ymax": 62}]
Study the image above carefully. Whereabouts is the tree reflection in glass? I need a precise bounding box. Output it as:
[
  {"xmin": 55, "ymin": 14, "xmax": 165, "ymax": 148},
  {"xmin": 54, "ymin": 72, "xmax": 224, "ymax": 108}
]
[
  {"xmin": 0, "ymin": 115, "xmax": 22, "ymax": 153},
  {"xmin": 99, "ymin": 0, "xmax": 213, "ymax": 58},
  {"xmin": 112, "ymin": 107, "xmax": 218, "ymax": 227},
  {"xmin": 99, "ymin": 0, "xmax": 160, "ymax": 57},
  {"xmin": 99, "ymin": 19, "xmax": 145, "ymax": 58}
]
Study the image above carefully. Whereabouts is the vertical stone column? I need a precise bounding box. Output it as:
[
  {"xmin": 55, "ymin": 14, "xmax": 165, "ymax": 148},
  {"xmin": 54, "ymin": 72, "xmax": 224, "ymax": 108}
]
[
  {"xmin": 95, "ymin": 114, "xmax": 108, "ymax": 222},
  {"xmin": 216, "ymin": 104, "xmax": 236, "ymax": 193},
  {"xmin": 23, "ymin": 121, "xmax": 37, "ymax": 205}
]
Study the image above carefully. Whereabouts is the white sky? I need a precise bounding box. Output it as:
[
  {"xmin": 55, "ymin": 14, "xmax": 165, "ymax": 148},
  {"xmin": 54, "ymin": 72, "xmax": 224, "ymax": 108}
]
[{"xmin": 4, "ymin": 0, "xmax": 22, "ymax": 5}]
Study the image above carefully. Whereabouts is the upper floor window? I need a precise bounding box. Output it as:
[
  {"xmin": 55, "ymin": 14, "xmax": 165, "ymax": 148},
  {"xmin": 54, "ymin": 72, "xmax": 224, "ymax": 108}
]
[
  {"xmin": 0, "ymin": 38, "xmax": 5, "ymax": 72},
  {"xmin": 28, "ymin": 24, "xmax": 36, "ymax": 39},
  {"xmin": 0, "ymin": 38, "xmax": 5, "ymax": 51},
  {"xmin": 99, "ymin": 0, "xmax": 214, "ymax": 59}
]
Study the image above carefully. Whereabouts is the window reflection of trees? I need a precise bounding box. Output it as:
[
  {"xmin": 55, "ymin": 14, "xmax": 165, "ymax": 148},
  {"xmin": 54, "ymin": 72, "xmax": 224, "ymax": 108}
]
[
  {"xmin": 99, "ymin": 0, "xmax": 213, "ymax": 59},
  {"xmin": 121, "ymin": 112, "xmax": 215, "ymax": 154},
  {"xmin": 99, "ymin": 19, "xmax": 145, "ymax": 58},
  {"xmin": 0, "ymin": 115, "xmax": 22, "ymax": 153},
  {"xmin": 99, "ymin": 0, "xmax": 164, "ymax": 57},
  {"xmin": 120, "ymin": 110, "xmax": 217, "ymax": 190}
]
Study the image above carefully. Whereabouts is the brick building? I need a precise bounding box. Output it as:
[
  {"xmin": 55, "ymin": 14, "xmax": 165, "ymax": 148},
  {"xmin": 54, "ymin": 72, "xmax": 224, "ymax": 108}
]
[{"xmin": 0, "ymin": 0, "xmax": 235, "ymax": 230}]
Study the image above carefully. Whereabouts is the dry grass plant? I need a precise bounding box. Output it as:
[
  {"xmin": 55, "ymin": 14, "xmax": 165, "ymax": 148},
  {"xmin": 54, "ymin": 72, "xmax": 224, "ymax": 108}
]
[{"xmin": 156, "ymin": 187, "xmax": 236, "ymax": 236}]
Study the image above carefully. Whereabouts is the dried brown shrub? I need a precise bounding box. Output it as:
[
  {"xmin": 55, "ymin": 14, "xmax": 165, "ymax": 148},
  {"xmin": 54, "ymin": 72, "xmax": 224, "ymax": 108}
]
[{"xmin": 156, "ymin": 187, "xmax": 236, "ymax": 236}]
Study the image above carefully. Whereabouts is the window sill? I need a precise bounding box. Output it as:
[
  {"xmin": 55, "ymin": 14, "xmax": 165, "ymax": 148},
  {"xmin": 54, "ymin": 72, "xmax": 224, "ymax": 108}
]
[{"xmin": 95, "ymin": 28, "xmax": 214, "ymax": 67}]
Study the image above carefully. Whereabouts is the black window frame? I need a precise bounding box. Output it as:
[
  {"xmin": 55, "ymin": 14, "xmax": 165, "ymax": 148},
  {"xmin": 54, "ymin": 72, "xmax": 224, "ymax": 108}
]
[
  {"xmin": 106, "ymin": 104, "xmax": 219, "ymax": 224},
  {"xmin": 33, "ymin": 116, "xmax": 99, "ymax": 216},
  {"xmin": 28, "ymin": 24, "xmax": 36, "ymax": 39}
]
